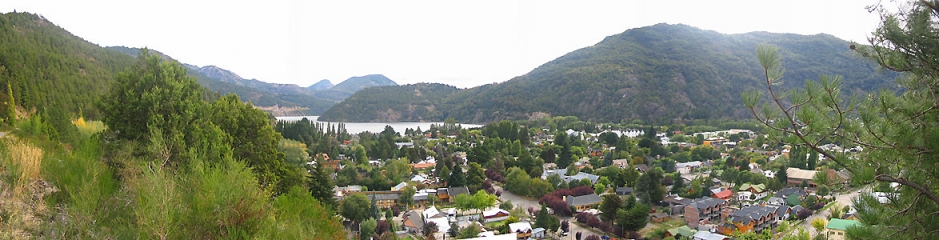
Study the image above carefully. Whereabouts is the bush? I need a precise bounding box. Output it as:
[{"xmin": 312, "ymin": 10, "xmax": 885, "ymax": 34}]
[
  {"xmin": 585, "ymin": 235, "xmax": 601, "ymax": 240},
  {"xmin": 576, "ymin": 212, "xmax": 590, "ymax": 223},
  {"xmin": 812, "ymin": 202, "xmax": 826, "ymax": 210},
  {"xmin": 797, "ymin": 209, "xmax": 813, "ymax": 220}
]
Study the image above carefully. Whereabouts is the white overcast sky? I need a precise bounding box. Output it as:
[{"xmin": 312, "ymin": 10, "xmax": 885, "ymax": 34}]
[{"xmin": 1, "ymin": 0, "xmax": 883, "ymax": 89}]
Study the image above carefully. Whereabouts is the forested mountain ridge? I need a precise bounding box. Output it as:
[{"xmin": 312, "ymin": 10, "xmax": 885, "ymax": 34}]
[
  {"xmin": 0, "ymin": 13, "xmax": 137, "ymax": 119},
  {"xmin": 320, "ymin": 23, "xmax": 897, "ymax": 124},
  {"xmin": 110, "ymin": 46, "xmax": 400, "ymax": 115},
  {"xmin": 320, "ymin": 83, "xmax": 460, "ymax": 122}
]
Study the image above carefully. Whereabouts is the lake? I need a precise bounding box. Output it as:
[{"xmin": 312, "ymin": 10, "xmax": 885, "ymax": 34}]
[{"xmin": 274, "ymin": 116, "xmax": 483, "ymax": 134}]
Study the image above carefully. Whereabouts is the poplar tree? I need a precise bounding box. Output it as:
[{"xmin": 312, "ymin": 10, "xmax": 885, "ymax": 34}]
[{"xmin": 743, "ymin": 2, "xmax": 939, "ymax": 238}]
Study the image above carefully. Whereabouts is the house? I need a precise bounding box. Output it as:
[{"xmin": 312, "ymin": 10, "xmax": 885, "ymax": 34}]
[
  {"xmin": 483, "ymin": 209, "xmax": 510, "ymax": 223},
  {"xmin": 509, "ymin": 221, "xmax": 533, "ymax": 239},
  {"xmin": 665, "ymin": 225, "xmax": 696, "ymax": 238},
  {"xmin": 663, "ymin": 195, "xmax": 693, "ymax": 215},
  {"xmin": 766, "ymin": 197, "xmax": 786, "ymax": 206},
  {"xmin": 615, "ymin": 187, "xmax": 633, "ymax": 196},
  {"xmin": 392, "ymin": 182, "xmax": 409, "ymax": 191},
  {"xmin": 612, "ymin": 159, "xmax": 630, "ymax": 168},
  {"xmin": 738, "ymin": 183, "xmax": 767, "ymax": 199},
  {"xmin": 693, "ymin": 231, "xmax": 729, "ymax": 240},
  {"xmin": 413, "ymin": 189, "xmax": 436, "ymax": 206},
  {"xmin": 566, "ymin": 194, "xmax": 603, "ymax": 212},
  {"xmin": 651, "ymin": 213, "xmax": 670, "ymax": 223},
  {"xmin": 677, "ymin": 161, "xmax": 704, "ymax": 174},
  {"xmin": 402, "ymin": 211, "xmax": 424, "ymax": 234},
  {"xmin": 786, "ymin": 168, "xmax": 818, "ymax": 187},
  {"xmin": 532, "ymin": 227, "xmax": 546, "ymax": 239},
  {"xmin": 776, "ymin": 187, "xmax": 808, "ymax": 206},
  {"xmin": 447, "ymin": 186, "xmax": 471, "ymax": 203},
  {"xmin": 826, "ymin": 218, "xmax": 861, "ymax": 240},
  {"xmin": 362, "ymin": 191, "xmax": 401, "ymax": 208},
  {"xmin": 436, "ymin": 188, "xmax": 450, "ymax": 202},
  {"xmin": 635, "ymin": 164, "xmax": 651, "ymax": 173},
  {"xmin": 712, "ymin": 189, "xmax": 733, "ymax": 200},
  {"xmin": 684, "ymin": 197, "xmax": 728, "ymax": 228},
  {"xmin": 718, "ymin": 205, "xmax": 780, "ymax": 234}
]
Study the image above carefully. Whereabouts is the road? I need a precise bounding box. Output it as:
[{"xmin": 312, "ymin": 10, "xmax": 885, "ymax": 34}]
[
  {"xmin": 495, "ymin": 186, "xmax": 608, "ymax": 239},
  {"xmin": 798, "ymin": 186, "xmax": 866, "ymax": 237}
]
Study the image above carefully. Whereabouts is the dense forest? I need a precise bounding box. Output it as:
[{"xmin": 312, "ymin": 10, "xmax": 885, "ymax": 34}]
[
  {"xmin": 319, "ymin": 23, "xmax": 898, "ymax": 124},
  {"xmin": 321, "ymin": 83, "xmax": 461, "ymax": 122}
]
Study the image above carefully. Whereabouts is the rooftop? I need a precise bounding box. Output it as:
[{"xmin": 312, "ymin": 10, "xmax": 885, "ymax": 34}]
[{"xmin": 827, "ymin": 218, "xmax": 861, "ymax": 231}]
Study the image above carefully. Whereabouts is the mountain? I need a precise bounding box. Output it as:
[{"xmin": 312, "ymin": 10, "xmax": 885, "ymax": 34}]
[
  {"xmin": 319, "ymin": 83, "xmax": 460, "ymax": 122},
  {"xmin": 318, "ymin": 23, "xmax": 898, "ymax": 124},
  {"xmin": 330, "ymin": 74, "xmax": 397, "ymax": 93},
  {"xmin": 0, "ymin": 13, "xmax": 139, "ymax": 119},
  {"xmin": 307, "ymin": 79, "xmax": 333, "ymax": 90}
]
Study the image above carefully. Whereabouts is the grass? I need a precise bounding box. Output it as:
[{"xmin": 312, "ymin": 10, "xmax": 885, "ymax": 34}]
[{"xmin": 5, "ymin": 139, "xmax": 43, "ymax": 199}]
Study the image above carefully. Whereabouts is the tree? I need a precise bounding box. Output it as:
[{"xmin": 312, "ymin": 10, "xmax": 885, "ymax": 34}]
[
  {"xmin": 529, "ymin": 178, "xmax": 553, "ymax": 198},
  {"xmin": 467, "ymin": 162, "xmax": 486, "ymax": 188},
  {"xmin": 309, "ymin": 155, "xmax": 337, "ymax": 208},
  {"xmin": 635, "ymin": 167, "xmax": 665, "ymax": 205},
  {"xmin": 504, "ymin": 167, "xmax": 531, "ymax": 196},
  {"xmin": 807, "ymin": 151, "xmax": 818, "ymax": 170},
  {"xmin": 599, "ymin": 194, "xmax": 622, "ymax": 222},
  {"xmin": 353, "ymin": 145, "xmax": 369, "ymax": 164},
  {"xmin": 810, "ymin": 218, "xmax": 827, "ymax": 235},
  {"xmin": 448, "ymin": 223, "xmax": 459, "ymax": 238},
  {"xmin": 534, "ymin": 204, "xmax": 551, "ymax": 230},
  {"xmin": 399, "ymin": 186, "xmax": 416, "ymax": 208},
  {"xmin": 745, "ymin": 17, "xmax": 939, "ymax": 236},
  {"xmin": 556, "ymin": 132, "xmax": 574, "ymax": 168},
  {"xmin": 458, "ymin": 224, "xmax": 482, "ymax": 239},
  {"xmin": 618, "ymin": 202, "xmax": 650, "ymax": 234},
  {"xmin": 423, "ymin": 221, "xmax": 438, "ymax": 239},
  {"xmin": 561, "ymin": 220, "xmax": 570, "ymax": 233},
  {"xmin": 340, "ymin": 194, "xmax": 370, "ymax": 224},
  {"xmin": 500, "ymin": 200, "xmax": 514, "ymax": 211},
  {"xmin": 99, "ymin": 50, "xmax": 205, "ymax": 166},
  {"xmin": 777, "ymin": 167, "xmax": 789, "ymax": 185},
  {"xmin": 566, "ymin": 162, "xmax": 579, "ymax": 176},
  {"xmin": 359, "ymin": 218, "xmax": 377, "ymax": 240},
  {"xmin": 438, "ymin": 165, "xmax": 450, "ymax": 185}
]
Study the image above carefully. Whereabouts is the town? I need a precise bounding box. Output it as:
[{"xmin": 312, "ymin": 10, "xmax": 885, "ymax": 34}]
[{"xmin": 287, "ymin": 116, "xmax": 877, "ymax": 240}]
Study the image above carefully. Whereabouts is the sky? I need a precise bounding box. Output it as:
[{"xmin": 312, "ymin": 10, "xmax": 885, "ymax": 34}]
[{"xmin": 1, "ymin": 1, "xmax": 884, "ymax": 89}]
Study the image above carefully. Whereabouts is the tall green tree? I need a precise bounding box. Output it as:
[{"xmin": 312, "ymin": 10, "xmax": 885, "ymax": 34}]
[
  {"xmin": 449, "ymin": 164, "xmax": 466, "ymax": 187},
  {"xmin": 99, "ymin": 50, "xmax": 205, "ymax": 166},
  {"xmin": 635, "ymin": 167, "xmax": 665, "ymax": 205},
  {"xmin": 743, "ymin": 3, "xmax": 939, "ymax": 237},
  {"xmin": 309, "ymin": 155, "xmax": 336, "ymax": 208},
  {"xmin": 555, "ymin": 132, "xmax": 574, "ymax": 168},
  {"xmin": 599, "ymin": 194, "xmax": 622, "ymax": 222},
  {"xmin": 340, "ymin": 194, "xmax": 371, "ymax": 224}
]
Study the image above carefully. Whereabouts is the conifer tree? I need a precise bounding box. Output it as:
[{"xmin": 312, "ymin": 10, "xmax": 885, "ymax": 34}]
[{"xmin": 744, "ymin": 3, "xmax": 939, "ymax": 237}]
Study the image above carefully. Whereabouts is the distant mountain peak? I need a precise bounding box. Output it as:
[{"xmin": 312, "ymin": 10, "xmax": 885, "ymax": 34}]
[
  {"xmin": 196, "ymin": 65, "xmax": 244, "ymax": 84},
  {"xmin": 308, "ymin": 79, "xmax": 334, "ymax": 90},
  {"xmin": 331, "ymin": 74, "xmax": 398, "ymax": 93}
]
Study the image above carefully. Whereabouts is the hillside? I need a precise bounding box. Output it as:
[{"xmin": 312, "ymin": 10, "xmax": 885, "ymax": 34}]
[
  {"xmin": 320, "ymin": 83, "xmax": 460, "ymax": 122},
  {"xmin": 319, "ymin": 23, "xmax": 897, "ymax": 123},
  {"xmin": 0, "ymin": 13, "xmax": 137, "ymax": 119},
  {"xmin": 307, "ymin": 79, "xmax": 334, "ymax": 90}
]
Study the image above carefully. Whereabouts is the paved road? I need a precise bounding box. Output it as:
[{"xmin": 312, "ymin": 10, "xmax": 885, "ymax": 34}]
[
  {"xmin": 799, "ymin": 186, "xmax": 866, "ymax": 237},
  {"xmin": 495, "ymin": 186, "xmax": 608, "ymax": 239}
]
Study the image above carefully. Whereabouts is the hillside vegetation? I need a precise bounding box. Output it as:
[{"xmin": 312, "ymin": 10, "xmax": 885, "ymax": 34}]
[
  {"xmin": 0, "ymin": 12, "xmax": 344, "ymax": 239},
  {"xmin": 319, "ymin": 24, "xmax": 897, "ymax": 124}
]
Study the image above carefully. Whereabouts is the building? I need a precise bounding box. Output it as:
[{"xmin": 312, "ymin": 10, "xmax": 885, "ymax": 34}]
[
  {"xmin": 718, "ymin": 205, "xmax": 780, "ymax": 234},
  {"xmin": 615, "ymin": 187, "xmax": 633, "ymax": 196},
  {"xmin": 508, "ymin": 221, "xmax": 533, "ymax": 239},
  {"xmin": 739, "ymin": 183, "xmax": 767, "ymax": 199},
  {"xmin": 362, "ymin": 191, "xmax": 401, "ymax": 208},
  {"xmin": 447, "ymin": 186, "xmax": 471, "ymax": 203},
  {"xmin": 566, "ymin": 194, "xmax": 603, "ymax": 212},
  {"xmin": 483, "ymin": 209, "xmax": 510, "ymax": 223},
  {"xmin": 826, "ymin": 219, "xmax": 861, "ymax": 240},
  {"xmin": 712, "ymin": 189, "xmax": 733, "ymax": 200},
  {"xmin": 665, "ymin": 225, "xmax": 696, "ymax": 238},
  {"xmin": 786, "ymin": 168, "xmax": 818, "ymax": 187},
  {"xmin": 392, "ymin": 182, "xmax": 409, "ymax": 191},
  {"xmin": 684, "ymin": 197, "xmax": 728, "ymax": 228},
  {"xmin": 402, "ymin": 211, "xmax": 424, "ymax": 234}
]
